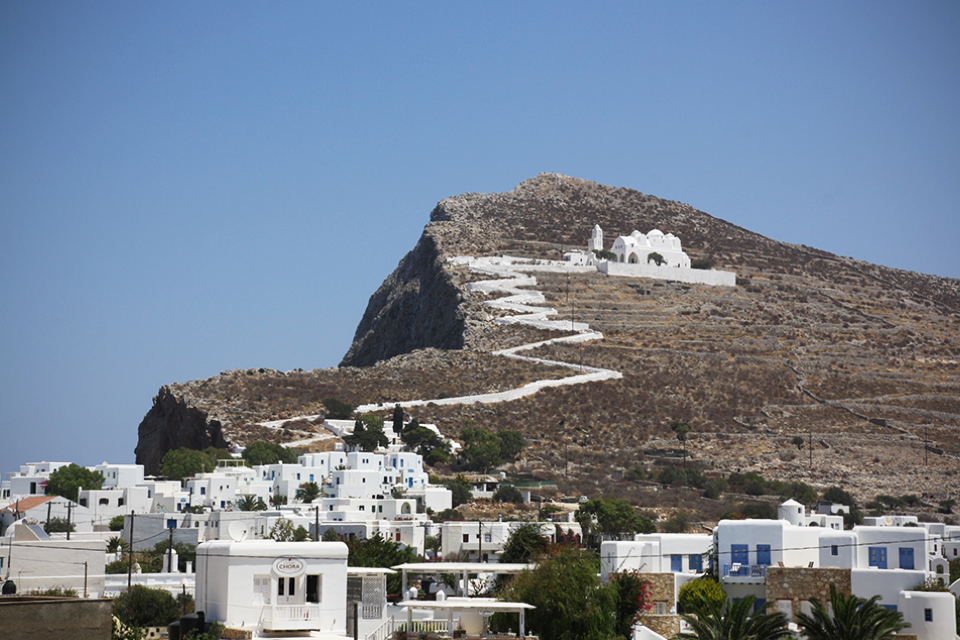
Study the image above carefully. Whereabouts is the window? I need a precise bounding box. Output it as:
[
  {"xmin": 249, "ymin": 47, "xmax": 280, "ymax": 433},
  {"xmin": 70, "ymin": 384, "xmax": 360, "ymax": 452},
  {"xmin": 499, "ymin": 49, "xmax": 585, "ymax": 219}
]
[
  {"xmin": 200, "ymin": 487, "xmax": 206, "ymax": 495},
  {"xmin": 756, "ymin": 545, "xmax": 771, "ymax": 566},
  {"xmin": 167, "ymin": 519, "xmax": 177, "ymax": 529},
  {"xmin": 278, "ymin": 577, "xmax": 296, "ymax": 597},
  {"xmin": 868, "ymin": 547, "xmax": 887, "ymax": 569},
  {"xmin": 310, "ymin": 474, "xmax": 314, "ymax": 482},
  {"xmin": 898, "ymin": 547, "xmax": 914, "ymax": 570},
  {"xmin": 118, "ymin": 497, "xmax": 124, "ymax": 507},
  {"xmin": 306, "ymin": 575, "xmax": 321, "ymax": 603},
  {"xmin": 731, "ymin": 544, "xmax": 749, "ymax": 565},
  {"xmin": 79, "ymin": 498, "xmax": 88, "ymax": 507},
  {"xmin": 99, "ymin": 498, "xmax": 109, "ymax": 505},
  {"xmin": 831, "ymin": 545, "xmax": 839, "ymax": 556},
  {"xmin": 253, "ymin": 575, "xmax": 270, "ymax": 604},
  {"xmin": 484, "ymin": 534, "xmax": 492, "ymax": 543},
  {"xmin": 924, "ymin": 608, "xmax": 933, "ymax": 622},
  {"xmin": 671, "ymin": 555, "xmax": 682, "ymax": 572},
  {"xmin": 753, "ymin": 599, "xmax": 766, "ymax": 612},
  {"xmin": 463, "ymin": 534, "xmax": 469, "ymax": 543},
  {"xmin": 653, "ymin": 602, "xmax": 668, "ymax": 615},
  {"xmin": 396, "ymin": 532, "xmax": 401, "ymax": 542},
  {"xmin": 689, "ymin": 554, "xmax": 703, "ymax": 572}
]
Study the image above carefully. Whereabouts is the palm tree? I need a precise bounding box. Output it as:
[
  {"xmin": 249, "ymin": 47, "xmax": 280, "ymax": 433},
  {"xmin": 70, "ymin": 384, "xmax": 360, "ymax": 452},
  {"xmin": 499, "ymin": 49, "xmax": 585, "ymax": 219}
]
[
  {"xmin": 674, "ymin": 594, "xmax": 791, "ymax": 640},
  {"xmin": 794, "ymin": 584, "xmax": 908, "ymax": 640},
  {"xmin": 295, "ymin": 481, "xmax": 322, "ymax": 503},
  {"xmin": 270, "ymin": 493, "xmax": 287, "ymax": 507},
  {"xmin": 235, "ymin": 494, "xmax": 267, "ymax": 511}
]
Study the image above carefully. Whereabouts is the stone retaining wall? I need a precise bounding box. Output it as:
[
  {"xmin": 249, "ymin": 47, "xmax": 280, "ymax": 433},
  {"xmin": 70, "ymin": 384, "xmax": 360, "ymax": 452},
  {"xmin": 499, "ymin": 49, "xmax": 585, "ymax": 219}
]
[{"xmin": 764, "ymin": 567, "xmax": 851, "ymax": 621}]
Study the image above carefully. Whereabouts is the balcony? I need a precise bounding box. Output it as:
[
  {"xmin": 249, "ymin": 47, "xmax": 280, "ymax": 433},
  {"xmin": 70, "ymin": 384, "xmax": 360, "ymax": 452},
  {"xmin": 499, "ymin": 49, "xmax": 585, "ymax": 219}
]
[
  {"xmin": 722, "ymin": 564, "xmax": 767, "ymax": 583},
  {"xmin": 260, "ymin": 604, "xmax": 324, "ymax": 631}
]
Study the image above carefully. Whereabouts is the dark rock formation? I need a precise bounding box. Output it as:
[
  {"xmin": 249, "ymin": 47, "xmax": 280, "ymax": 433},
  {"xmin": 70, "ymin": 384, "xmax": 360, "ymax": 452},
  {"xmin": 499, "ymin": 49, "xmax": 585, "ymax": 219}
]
[
  {"xmin": 340, "ymin": 233, "xmax": 468, "ymax": 367},
  {"xmin": 135, "ymin": 386, "xmax": 229, "ymax": 475}
]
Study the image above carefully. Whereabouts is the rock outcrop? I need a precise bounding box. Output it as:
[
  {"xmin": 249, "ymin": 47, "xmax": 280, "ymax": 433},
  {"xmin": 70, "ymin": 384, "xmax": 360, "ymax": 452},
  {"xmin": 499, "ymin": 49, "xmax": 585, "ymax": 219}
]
[{"xmin": 135, "ymin": 386, "xmax": 229, "ymax": 475}]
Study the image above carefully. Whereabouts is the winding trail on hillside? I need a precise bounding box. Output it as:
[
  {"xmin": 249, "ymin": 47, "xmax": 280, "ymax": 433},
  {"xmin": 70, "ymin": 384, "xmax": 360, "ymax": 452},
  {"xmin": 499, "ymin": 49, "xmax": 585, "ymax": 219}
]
[{"xmin": 263, "ymin": 256, "xmax": 622, "ymax": 446}]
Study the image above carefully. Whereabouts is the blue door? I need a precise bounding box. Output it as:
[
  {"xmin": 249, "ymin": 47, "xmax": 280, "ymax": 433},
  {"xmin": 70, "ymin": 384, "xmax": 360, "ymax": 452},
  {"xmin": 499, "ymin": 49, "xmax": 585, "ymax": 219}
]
[
  {"xmin": 756, "ymin": 544, "xmax": 771, "ymax": 566},
  {"xmin": 869, "ymin": 547, "xmax": 887, "ymax": 569},
  {"xmin": 899, "ymin": 547, "xmax": 914, "ymax": 570},
  {"xmin": 671, "ymin": 555, "xmax": 682, "ymax": 572}
]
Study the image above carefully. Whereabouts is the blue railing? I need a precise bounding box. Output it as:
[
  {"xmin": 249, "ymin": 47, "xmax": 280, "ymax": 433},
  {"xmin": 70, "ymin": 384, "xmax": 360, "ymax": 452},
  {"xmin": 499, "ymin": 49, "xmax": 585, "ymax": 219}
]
[{"xmin": 723, "ymin": 564, "xmax": 767, "ymax": 578}]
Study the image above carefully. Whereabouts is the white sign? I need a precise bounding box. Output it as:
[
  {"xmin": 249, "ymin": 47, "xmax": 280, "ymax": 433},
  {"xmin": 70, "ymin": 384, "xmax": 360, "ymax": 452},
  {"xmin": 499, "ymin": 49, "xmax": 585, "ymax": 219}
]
[{"xmin": 273, "ymin": 556, "xmax": 306, "ymax": 576}]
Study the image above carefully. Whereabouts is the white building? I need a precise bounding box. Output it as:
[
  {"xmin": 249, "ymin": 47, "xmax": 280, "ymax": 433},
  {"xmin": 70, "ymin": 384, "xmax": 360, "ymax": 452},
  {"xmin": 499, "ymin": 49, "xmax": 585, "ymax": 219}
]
[
  {"xmin": 439, "ymin": 521, "xmax": 583, "ymax": 562},
  {"xmin": 1, "ymin": 522, "xmax": 107, "ymax": 596},
  {"xmin": 600, "ymin": 533, "xmax": 712, "ymax": 579},
  {"xmin": 1, "ymin": 461, "xmax": 72, "ymax": 500},
  {"xmin": 898, "ymin": 591, "xmax": 958, "ymax": 640},
  {"xmin": 195, "ymin": 540, "xmax": 350, "ymax": 635},
  {"xmin": 562, "ymin": 224, "xmax": 736, "ymax": 286},
  {"xmin": 76, "ymin": 486, "xmax": 152, "ymax": 529}
]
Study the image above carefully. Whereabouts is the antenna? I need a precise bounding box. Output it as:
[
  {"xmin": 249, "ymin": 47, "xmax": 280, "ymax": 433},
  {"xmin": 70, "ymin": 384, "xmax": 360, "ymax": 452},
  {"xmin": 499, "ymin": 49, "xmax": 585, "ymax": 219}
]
[{"xmin": 228, "ymin": 521, "xmax": 248, "ymax": 542}]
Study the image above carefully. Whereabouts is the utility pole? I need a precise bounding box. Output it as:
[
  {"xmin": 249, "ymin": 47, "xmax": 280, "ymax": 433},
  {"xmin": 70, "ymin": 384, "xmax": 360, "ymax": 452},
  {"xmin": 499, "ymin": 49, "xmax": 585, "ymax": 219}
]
[
  {"xmin": 127, "ymin": 511, "xmax": 134, "ymax": 590},
  {"xmin": 315, "ymin": 506, "xmax": 320, "ymax": 541},
  {"xmin": 477, "ymin": 520, "xmax": 482, "ymax": 564},
  {"xmin": 167, "ymin": 526, "xmax": 174, "ymax": 573},
  {"xmin": 66, "ymin": 503, "xmax": 73, "ymax": 540},
  {"xmin": 809, "ymin": 432, "xmax": 813, "ymax": 468},
  {"xmin": 46, "ymin": 502, "xmax": 52, "ymax": 535},
  {"xmin": 924, "ymin": 426, "xmax": 928, "ymax": 466},
  {"xmin": 83, "ymin": 561, "xmax": 88, "ymax": 598}
]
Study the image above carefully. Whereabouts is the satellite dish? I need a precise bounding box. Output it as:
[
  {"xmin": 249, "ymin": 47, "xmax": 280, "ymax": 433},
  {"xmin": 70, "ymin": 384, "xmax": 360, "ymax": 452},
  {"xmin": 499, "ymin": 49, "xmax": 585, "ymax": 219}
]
[{"xmin": 228, "ymin": 521, "xmax": 248, "ymax": 542}]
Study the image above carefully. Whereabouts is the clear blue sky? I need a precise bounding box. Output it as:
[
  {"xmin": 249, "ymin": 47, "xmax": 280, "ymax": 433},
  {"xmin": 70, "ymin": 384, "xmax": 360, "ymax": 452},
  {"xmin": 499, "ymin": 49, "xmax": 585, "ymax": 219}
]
[{"xmin": 2, "ymin": 2, "xmax": 958, "ymax": 480}]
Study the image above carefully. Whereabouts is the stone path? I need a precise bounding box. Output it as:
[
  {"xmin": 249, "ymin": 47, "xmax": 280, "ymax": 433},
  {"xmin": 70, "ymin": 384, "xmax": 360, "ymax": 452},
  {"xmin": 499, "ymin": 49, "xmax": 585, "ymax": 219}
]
[{"xmin": 261, "ymin": 255, "xmax": 622, "ymax": 446}]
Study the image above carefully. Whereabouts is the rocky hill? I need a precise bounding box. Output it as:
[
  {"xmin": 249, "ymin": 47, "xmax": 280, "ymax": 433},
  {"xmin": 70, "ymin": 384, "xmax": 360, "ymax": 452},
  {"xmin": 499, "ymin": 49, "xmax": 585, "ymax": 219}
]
[{"xmin": 137, "ymin": 174, "xmax": 960, "ymax": 521}]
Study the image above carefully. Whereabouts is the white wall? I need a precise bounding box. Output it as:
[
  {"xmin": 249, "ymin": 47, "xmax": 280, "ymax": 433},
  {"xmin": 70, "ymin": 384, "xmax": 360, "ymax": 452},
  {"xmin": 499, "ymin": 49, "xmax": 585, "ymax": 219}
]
[
  {"xmin": 851, "ymin": 568, "xmax": 928, "ymax": 609},
  {"xmin": 898, "ymin": 591, "xmax": 957, "ymax": 640},
  {"xmin": 599, "ymin": 261, "xmax": 736, "ymax": 287}
]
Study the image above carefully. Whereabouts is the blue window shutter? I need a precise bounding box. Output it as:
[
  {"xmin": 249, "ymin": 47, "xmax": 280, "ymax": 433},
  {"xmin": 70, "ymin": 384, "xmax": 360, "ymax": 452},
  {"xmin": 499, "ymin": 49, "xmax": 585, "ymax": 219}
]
[
  {"xmin": 689, "ymin": 554, "xmax": 703, "ymax": 572},
  {"xmin": 899, "ymin": 547, "xmax": 914, "ymax": 570},
  {"xmin": 732, "ymin": 544, "xmax": 749, "ymax": 565},
  {"xmin": 756, "ymin": 545, "xmax": 771, "ymax": 566},
  {"xmin": 671, "ymin": 555, "xmax": 682, "ymax": 572}
]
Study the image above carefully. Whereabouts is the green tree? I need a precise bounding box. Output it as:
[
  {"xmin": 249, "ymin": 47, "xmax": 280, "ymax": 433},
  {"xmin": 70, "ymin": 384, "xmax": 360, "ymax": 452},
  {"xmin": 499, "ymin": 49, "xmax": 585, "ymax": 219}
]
[
  {"xmin": 950, "ymin": 557, "xmax": 960, "ymax": 585},
  {"xmin": 822, "ymin": 486, "xmax": 863, "ymax": 528},
  {"xmin": 443, "ymin": 477, "xmax": 473, "ymax": 508},
  {"xmin": 295, "ymin": 482, "xmax": 322, "ymax": 503},
  {"xmin": 575, "ymin": 497, "xmax": 655, "ymax": 547},
  {"xmin": 675, "ymin": 594, "xmax": 791, "ymax": 640},
  {"xmin": 113, "ymin": 584, "xmax": 180, "ymax": 628},
  {"xmin": 109, "ymin": 515, "xmax": 126, "ymax": 531},
  {"xmin": 241, "ymin": 441, "xmax": 300, "ymax": 466},
  {"xmin": 498, "ymin": 523, "xmax": 550, "ymax": 563},
  {"xmin": 493, "ymin": 485, "xmax": 524, "ymax": 504},
  {"xmin": 671, "ymin": 421, "xmax": 691, "ymax": 468},
  {"xmin": 795, "ymin": 584, "xmax": 908, "ymax": 640},
  {"xmin": 323, "ymin": 398, "xmax": 355, "ymax": 419},
  {"xmin": 322, "ymin": 527, "xmax": 341, "ymax": 541},
  {"xmin": 269, "ymin": 518, "xmax": 310, "ymax": 541},
  {"xmin": 494, "ymin": 547, "xmax": 618, "ymax": 640},
  {"xmin": 690, "ymin": 257, "xmax": 712, "ymax": 270},
  {"xmin": 346, "ymin": 533, "xmax": 418, "ymax": 594},
  {"xmin": 106, "ymin": 536, "xmax": 128, "ymax": 554},
  {"xmin": 401, "ymin": 425, "xmax": 450, "ymax": 463},
  {"xmin": 270, "ymin": 493, "xmax": 287, "ymax": 507},
  {"xmin": 792, "ymin": 435, "xmax": 805, "ymax": 450},
  {"xmin": 45, "ymin": 463, "xmax": 104, "ymax": 501},
  {"xmin": 677, "ymin": 578, "xmax": 725, "ymax": 616},
  {"xmin": 647, "ymin": 252, "xmax": 665, "ymax": 266},
  {"xmin": 160, "ymin": 448, "xmax": 215, "ymax": 482},
  {"xmin": 235, "ymin": 494, "xmax": 267, "ymax": 511},
  {"xmin": 460, "ymin": 428, "xmax": 502, "ymax": 472},
  {"xmin": 497, "ymin": 429, "xmax": 526, "ymax": 462},
  {"xmin": 610, "ymin": 571, "xmax": 652, "ymax": 638},
  {"xmin": 44, "ymin": 517, "xmax": 75, "ymax": 533},
  {"xmin": 344, "ymin": 414, "xmax": 389, "ymax": 452},
  {"xmin": 392, "ymin": 404, "xmax": 405, "ymax": 435}
]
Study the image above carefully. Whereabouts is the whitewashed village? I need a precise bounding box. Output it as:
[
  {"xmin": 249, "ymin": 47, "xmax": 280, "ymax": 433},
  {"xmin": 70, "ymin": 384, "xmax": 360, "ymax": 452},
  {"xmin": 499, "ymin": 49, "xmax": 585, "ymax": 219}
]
[{"xmin": 2, "ymin": 227, "xmax": 958, "ymax": 640}]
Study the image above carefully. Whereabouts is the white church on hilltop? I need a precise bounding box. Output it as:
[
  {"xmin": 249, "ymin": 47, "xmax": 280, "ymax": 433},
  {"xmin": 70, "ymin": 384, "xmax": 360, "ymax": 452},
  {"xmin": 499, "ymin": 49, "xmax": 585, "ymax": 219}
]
[{"xmin": 564, "ymin": 224, "xmax": 736, "ymax": 287}]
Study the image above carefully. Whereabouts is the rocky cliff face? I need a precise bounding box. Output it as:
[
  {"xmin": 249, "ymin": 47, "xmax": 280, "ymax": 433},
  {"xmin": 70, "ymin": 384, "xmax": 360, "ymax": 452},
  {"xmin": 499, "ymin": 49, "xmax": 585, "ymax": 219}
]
[
  {"xmin": 340, "ymin": 233, "xmax": 469, "ymax": 367},
  {"xmin": 135, "ymin": 385, "xmax": 229, "ymax": 475}
]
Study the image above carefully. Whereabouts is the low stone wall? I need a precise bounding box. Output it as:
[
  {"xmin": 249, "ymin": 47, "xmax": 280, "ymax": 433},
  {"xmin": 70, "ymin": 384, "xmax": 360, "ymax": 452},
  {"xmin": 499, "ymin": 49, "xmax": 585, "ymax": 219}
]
[
  {"xmin": 641, "ymin": 614, "xmax": 680, "ymax": 638},
  {"xmin": 764, "ymin": 567, "xmax": 851, "ymax": 621},
  {"xmin": 599, "ymin": 261, "xmax": 737, "ymax": 287},
  {"xmin": 0, "ymin": 596, "xmax": 112, "ymax": 640}
]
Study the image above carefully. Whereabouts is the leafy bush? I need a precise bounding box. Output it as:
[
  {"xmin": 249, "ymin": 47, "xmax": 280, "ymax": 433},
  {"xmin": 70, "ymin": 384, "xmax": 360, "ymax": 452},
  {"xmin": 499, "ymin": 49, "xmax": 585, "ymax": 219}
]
[
  {"xmin": 678, "ymin": 577, "xmax": 725, "ymax": 615},
  {"xmin": 443, "ymin": 477, "xmax": 473, "ymax": 508},
  {"xmin": 322, "ymin": 398, "xmax": 354, "ymax": 419},
  {"xmin": 242, "ymin": 441, "xmax": 300, "ymax": 466},
  {"xmin": 690, "ymin": 258, "xmax": 712, "ymax": 270},
  {"xmin": 113, "ymin": 585, "xmax": 179, "ymax": 628},
  {"xmin": 493, "ymin": 485, "xmax": 524, "ymax": 504},
  {"xmin": 109, "ymin": 515, "xmax": 126, "ymax": 531}
]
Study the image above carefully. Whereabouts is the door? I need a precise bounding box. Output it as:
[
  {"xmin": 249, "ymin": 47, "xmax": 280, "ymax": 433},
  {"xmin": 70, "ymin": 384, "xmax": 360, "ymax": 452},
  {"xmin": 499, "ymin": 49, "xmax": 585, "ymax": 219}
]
[
  {"xmin": 277, "ymin": 576, "xmax": 300, "ymax": 605},
  {"xmin": 869, "ymin": 547, "xmax": 887, "ymax": 569}
]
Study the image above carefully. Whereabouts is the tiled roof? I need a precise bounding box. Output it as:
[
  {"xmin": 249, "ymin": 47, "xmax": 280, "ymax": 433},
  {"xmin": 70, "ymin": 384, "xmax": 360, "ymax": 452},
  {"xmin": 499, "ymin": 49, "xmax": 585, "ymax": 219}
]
[{"xmin": 1, "ymin": 495, "xmax": 56, "ymax": 513}]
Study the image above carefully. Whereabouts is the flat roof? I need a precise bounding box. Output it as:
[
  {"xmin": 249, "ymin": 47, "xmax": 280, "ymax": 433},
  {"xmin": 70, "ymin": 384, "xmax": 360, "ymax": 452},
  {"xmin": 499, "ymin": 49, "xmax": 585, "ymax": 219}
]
[
  {"xmin": 391, "ymin": 562, "xmax": 534, "ymax": 574},
  {"xmin": 399, "ymin": 598, "xmax": 534, "ymax": 611}
]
